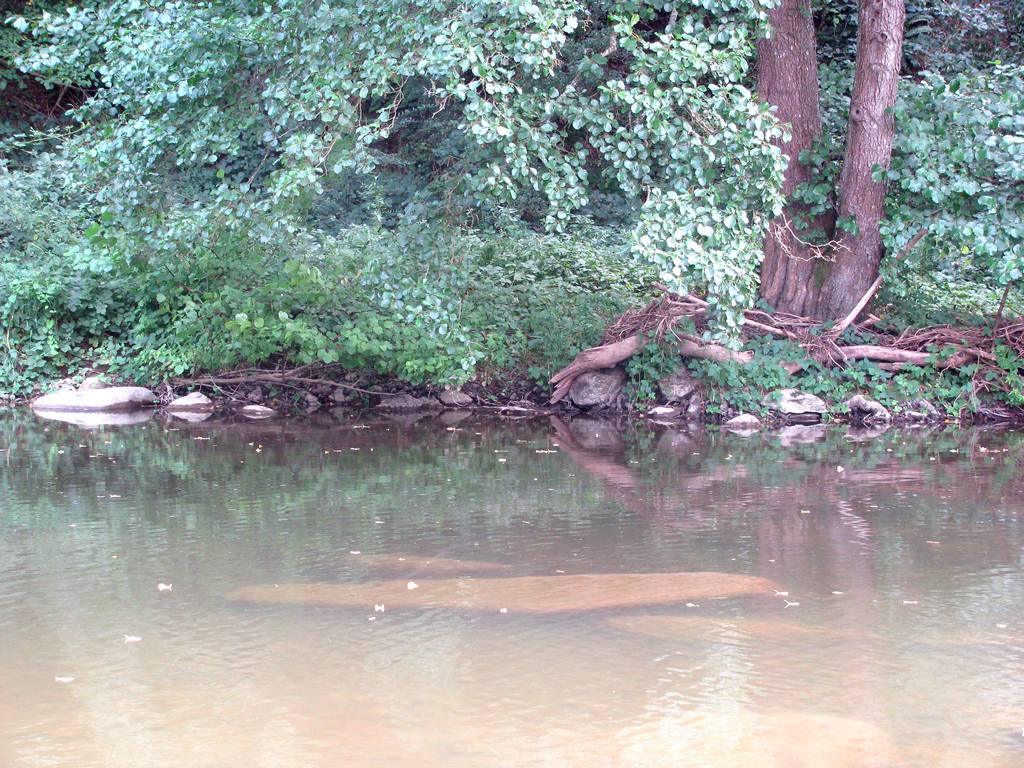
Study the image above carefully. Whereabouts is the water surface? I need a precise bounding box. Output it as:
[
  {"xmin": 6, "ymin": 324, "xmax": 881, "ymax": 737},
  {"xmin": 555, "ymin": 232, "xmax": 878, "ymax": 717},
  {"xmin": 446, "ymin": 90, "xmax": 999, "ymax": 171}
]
[{"xmin": 1, "ymin": 411, "xmax": 1022, "ymax": 767}]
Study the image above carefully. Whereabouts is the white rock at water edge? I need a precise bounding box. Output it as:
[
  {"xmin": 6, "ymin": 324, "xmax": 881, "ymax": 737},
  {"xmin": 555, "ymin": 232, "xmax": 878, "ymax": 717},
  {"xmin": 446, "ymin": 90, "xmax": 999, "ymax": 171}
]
[
  {"xmin": 166, "ymin": 392, "xmax": 214, "ymax": 412},
  {"xmin": 762, "ymin": 388, "xmax": 827, "ymax": 416},
  {"xmin": 32, "ymin": 386, "xmax": 158, "ymax": 413},
  {"xmin": 725, "ymin": 413, "xmax": 761, "ymax": 429},
  {"xmin": 239, "ymin": 404, "xmax": 277, "ymax": 419},
  {"xmin": 658, "ymin": 370, "xmax": 697, "ymax": 403}
]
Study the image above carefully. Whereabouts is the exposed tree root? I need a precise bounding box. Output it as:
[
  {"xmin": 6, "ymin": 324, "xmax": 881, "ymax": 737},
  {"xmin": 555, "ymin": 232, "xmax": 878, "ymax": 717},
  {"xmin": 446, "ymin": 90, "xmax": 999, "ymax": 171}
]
[{"xmin": 549, "ymin": 285, "xmax": 1022, "ymax": 404}]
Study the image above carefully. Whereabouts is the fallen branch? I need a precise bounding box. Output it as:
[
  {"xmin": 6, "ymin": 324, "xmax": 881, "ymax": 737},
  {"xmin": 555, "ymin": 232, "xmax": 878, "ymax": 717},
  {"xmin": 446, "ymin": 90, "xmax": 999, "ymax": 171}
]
[{"xmin": 549, "ymin": 282, "xmax": 1016, "ymax": 403}]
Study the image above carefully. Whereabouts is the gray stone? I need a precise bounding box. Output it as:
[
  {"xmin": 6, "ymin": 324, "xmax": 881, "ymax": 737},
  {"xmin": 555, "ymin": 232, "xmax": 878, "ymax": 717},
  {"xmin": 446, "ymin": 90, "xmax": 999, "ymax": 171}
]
[
  {"xmin": 725, "ymin": 413, "xmax": 761, "ymax": 429},
  {"xmin": 647, "ymin": 405, "xmax": 680, "ymax": 420},
  {"xmin": 375, "ymin": 393, "xmax": 442, "ymax": 411},
  {"xmin": 658, "ymin": 369, "xmax": 697, "ymax": 403},
  {"xmin": 240, "ymin": 404, "xmax": 277, "ymax": 419},
  {"xmin": 762, "ymin": 388, "xmax": 827, "ymax": 418},
  {"xmin": 32, "ymin": 386, "xmax": 157, "ymax": 413},
  {"xmin": 568, "ymin": 368, "xmax": 626, "ymax": 408},
  {"xmin": 439, "ymin": 389, "xmax": 474, "ymax": 408},
  {"xmin": 79, "ymin": 375, "xmax": 108, "ymax": 391},
  {"xmin": 844, "ymin": 394, "xmax": 891, "ymax": 424},
  {"xmin": 166, "ymin": 392, "xmax": 214, "ymax": 412},
  {"xmin": 301, "ymin": 392, "xmax": 321, "ymax": 412}
]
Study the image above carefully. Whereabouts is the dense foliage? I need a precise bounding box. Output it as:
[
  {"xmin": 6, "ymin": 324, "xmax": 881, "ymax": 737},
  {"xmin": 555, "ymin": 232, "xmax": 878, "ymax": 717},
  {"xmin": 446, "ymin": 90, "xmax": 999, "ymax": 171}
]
[{"xmin": 1, "ymin": 0, "xmax": 1023, "ymax": 409}]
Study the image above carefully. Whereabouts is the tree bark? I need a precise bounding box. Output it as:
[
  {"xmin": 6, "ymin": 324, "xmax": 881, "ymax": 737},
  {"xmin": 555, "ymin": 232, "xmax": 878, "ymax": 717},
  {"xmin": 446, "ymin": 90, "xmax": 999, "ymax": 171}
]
[
  {"xmin": 757, "ymin": 0, "xmax": 831, "ymax": 317},
  {"xmin": 814, "ymin": 0, "xmax": 905, "ymax": 320}
]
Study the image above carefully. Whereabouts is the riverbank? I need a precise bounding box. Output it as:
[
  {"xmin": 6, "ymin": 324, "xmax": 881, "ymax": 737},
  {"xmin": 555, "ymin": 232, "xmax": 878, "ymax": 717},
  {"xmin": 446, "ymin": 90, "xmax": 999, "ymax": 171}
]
[{"xmin": 15, "ymin": 360, "xmax": 1024, "ymax": 429}]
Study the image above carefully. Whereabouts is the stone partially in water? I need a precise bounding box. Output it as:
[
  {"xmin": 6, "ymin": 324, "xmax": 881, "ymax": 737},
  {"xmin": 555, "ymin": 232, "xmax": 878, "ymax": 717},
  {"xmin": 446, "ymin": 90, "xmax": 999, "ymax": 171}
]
[
  {"xmin": 227, "ymin": 572, "xmax": 778, "ymax": 614},
  {"xmin": 438, "ymin": 389, "xmax": 474, "ymax": 408},
  {"xmin": 618, "ymin": 712, "xmax": 896, "ymax": 768},
  {"xmin": 347, "ymin": 554, "xmax": 514, "ymax": 577},
  {"xmin": 762, "ymin": 388, "xmax": 827, "ymax": 420},
  {"xmin": 166, "ymin": 392, "xmax": 214, "ymax": 412},
  {"xmin": 239, "ymin": 404, "xmax": 276, "ymax": 419},
  {"xmin": 568, "ymin": 368, "xmax": 626, "ymax": 408},
  {"xmin": 375, "ymin": 393, "xmax": 442, "ymax": 411},
  {"xmin": 845, "ymin": 394, "xmax": 891, "ymax": 424},
  {"xmin": 605, "ymin": 614, "xmax": 848, "ymax": 642},
  {"xmin": 32, "ymin": 386, "xmax": 158, "ymax": 412}
]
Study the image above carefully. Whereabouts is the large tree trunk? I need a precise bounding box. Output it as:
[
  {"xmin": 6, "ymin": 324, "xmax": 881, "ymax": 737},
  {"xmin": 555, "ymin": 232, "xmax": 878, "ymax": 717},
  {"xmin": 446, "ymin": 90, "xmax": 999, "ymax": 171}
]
[
  {"xmin": 815, "ymin": 0, "xmax": 906, "ymax": 320},
  {"xmin": 757, "ymin": 0, "xmax": 832, "ymax": 317}
]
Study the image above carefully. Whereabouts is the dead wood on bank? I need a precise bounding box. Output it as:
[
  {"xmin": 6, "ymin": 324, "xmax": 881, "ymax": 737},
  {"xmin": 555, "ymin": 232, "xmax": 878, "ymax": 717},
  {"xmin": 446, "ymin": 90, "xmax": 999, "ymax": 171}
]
[{"xmin": 550, "ymin": 283, "xmax": 1023, "ymax": 405}]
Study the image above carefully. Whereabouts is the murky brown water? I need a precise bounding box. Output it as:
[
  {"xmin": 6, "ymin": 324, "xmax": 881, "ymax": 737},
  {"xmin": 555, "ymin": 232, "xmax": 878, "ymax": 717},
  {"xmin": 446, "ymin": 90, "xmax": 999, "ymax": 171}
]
[{"xmin": 1, "ymin": 409, "xmax": 1023, "ymax": 767}]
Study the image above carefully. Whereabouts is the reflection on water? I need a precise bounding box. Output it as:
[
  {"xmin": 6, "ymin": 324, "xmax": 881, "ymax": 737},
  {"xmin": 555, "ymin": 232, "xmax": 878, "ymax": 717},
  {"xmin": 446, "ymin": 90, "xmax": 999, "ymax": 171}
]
[{"xmin": 1, "ymin": 410, "xmax": 1023, "ymax": 767}]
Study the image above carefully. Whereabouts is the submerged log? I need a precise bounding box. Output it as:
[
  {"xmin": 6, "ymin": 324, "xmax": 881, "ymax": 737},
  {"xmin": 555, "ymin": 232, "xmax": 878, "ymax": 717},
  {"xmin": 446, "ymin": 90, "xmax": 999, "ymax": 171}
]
[{"xmin": 227, "ymin": 572, "xmax": 778, "ymax": 614}]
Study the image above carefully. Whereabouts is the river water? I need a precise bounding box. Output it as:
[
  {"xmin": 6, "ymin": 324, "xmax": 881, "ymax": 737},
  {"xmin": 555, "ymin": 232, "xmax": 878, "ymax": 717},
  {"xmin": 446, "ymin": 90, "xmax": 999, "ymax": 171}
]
[{"xmin": 1, "ymin": 409, "xmax": 1022, "ymax": 767}]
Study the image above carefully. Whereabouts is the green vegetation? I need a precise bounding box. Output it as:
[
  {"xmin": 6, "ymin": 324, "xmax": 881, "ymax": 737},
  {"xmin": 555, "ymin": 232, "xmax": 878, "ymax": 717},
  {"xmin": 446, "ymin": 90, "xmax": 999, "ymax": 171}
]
[{"xmin": 1, "ymin": 1, "xmax": 1023, "ymax": 414}]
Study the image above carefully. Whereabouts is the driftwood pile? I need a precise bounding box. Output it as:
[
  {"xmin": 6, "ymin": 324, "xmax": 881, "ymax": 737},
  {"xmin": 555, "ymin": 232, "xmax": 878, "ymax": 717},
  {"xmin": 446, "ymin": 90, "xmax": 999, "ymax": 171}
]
[{"xmin": 549, "ymin": 283, "xmax": 1024, "ymax": 405}]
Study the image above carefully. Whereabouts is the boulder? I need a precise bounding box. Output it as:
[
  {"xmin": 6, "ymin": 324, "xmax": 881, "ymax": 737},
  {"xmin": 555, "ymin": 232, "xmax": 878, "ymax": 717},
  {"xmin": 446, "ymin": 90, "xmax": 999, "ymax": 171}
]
[
  {"xmin": 32, "ymin": 386, "xmax": 157, "ymax": 413},
  {"xmin": 166, "ymin": 392, "xmax": 214, "ymax": 412},
  {"xmin": 228, "ymin": 571, "xmax": 779, "ymax": 614},
  {"xmin": 375, "ymin": 393, "xmax": 442, "ymax": 411},
  {"xmin": 725, "ymin": 413, "xmax": 760, "ymax": 429},
  {"xmin": 845, "ymin": 394, "xmax": 891, "ymax": 424},
  {"xmin": 762, "ymin": 388, "xmax": 827, "ymax": 421},
  {"xmin": 657, "ymin": 369, "xmax": 696, "ymax": 403},
  {"xmin": 438, "ymin": 389, "xmax": 474, "ymax": 408},
  {"xmin": 568, "ymin": 368, "xmax": 626, "ymax": 408},
  {"xmin": 239, "ymin": 404, "xmax": 276, "ymax": 419},
  {"xmin": 78, "ymin": 375, "xmax": 108, "ymax": 391}
]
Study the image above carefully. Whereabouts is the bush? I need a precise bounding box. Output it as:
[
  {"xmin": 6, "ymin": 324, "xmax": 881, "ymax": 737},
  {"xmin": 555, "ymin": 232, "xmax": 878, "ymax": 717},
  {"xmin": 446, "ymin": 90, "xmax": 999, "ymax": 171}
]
[{"xmin": 0, "ymin": 158, "xmax": 647, "ymax": 396}]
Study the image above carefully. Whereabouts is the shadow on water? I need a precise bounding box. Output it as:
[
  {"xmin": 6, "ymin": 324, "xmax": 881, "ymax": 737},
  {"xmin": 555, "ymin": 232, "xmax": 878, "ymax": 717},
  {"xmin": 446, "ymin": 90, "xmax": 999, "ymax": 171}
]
[{"xmin": 1, "ymin": 408, "xmax": 1023, "ymax": 767}]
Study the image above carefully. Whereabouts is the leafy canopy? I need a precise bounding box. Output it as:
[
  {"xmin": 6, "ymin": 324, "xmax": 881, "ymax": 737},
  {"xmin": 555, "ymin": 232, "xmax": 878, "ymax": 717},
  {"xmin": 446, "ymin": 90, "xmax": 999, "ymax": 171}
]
[{"xmin": 14, "ymin": 0, "xmax": 786, "ymax": 339}]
